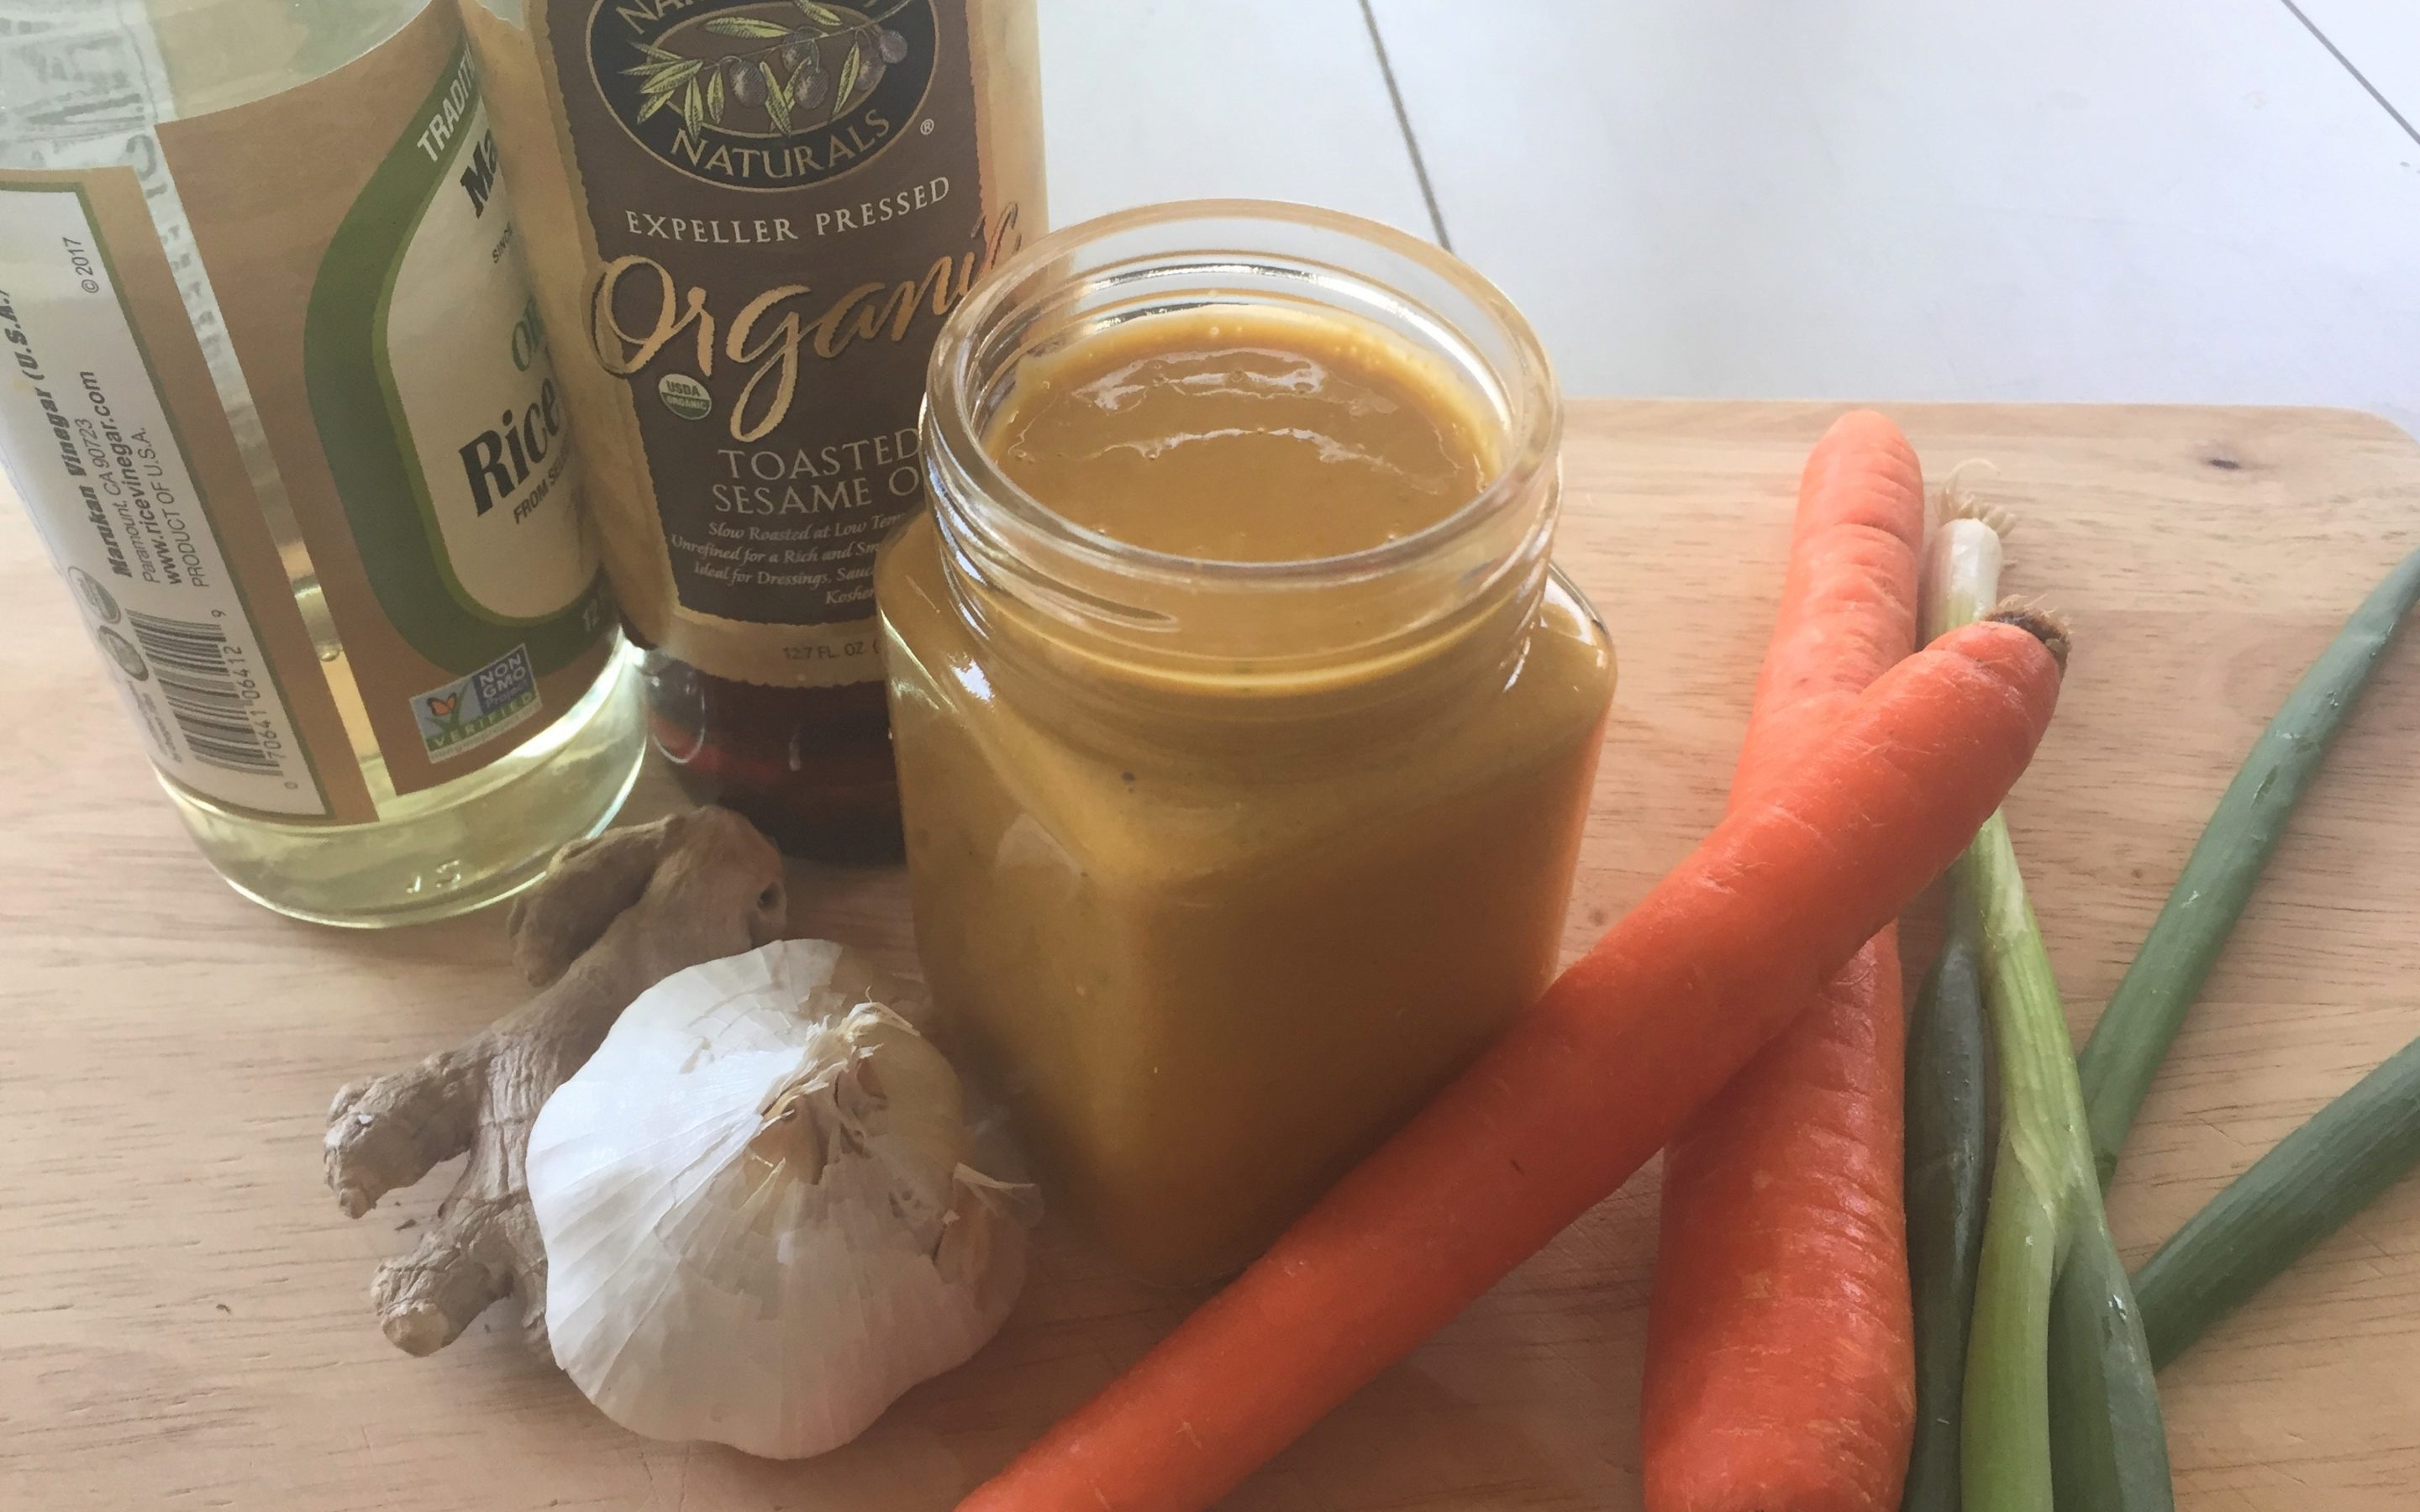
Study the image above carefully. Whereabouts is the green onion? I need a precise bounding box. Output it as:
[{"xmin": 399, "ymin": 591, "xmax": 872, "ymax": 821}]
[
  {"xmin": 1957, "ymin": 812, "xmax": 2168, "ymax": 1512},
  {"xmin": 2045, "ymin": 1215, "xmax": 2171, "ymax": 1509},
  {"xmin": 1899, "ymin": 874, "xmax": 1993, "ymax": 1512},
  {"xmin": 2078, "ymin": 546, "xmax": 2420, "ymax": 1189},
  {"xmin": 1954, "ymin": 811, "xmax": 2081, "ymax": 1512},
  {"xmin": 1927, "ymin": 514, "xmax": 2173, "ymax": 1512},
  {"xmin": 2133, "ymin": 1034, "xmax": 2420, "ymax": 1367}
]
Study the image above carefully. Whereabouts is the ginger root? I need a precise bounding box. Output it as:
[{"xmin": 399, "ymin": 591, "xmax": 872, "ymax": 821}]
[{"xmin": 324, "ymin": 808, "xmax": 786, "ymax": 1358}]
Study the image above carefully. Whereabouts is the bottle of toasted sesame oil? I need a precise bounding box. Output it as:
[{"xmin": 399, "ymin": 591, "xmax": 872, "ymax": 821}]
[{"xmin": 465, "ymin": 0, "xmax": 1046, "ymax": 860}]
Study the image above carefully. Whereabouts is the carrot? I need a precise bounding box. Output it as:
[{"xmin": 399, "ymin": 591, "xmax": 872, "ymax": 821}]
[
  {"xmin": 1644, "ymin": 412, "xmax": 1925, "ymax": 1512},
  {"xmin": 958, "ymin": 615, "xmax": 2065, "ymax": 1512}
]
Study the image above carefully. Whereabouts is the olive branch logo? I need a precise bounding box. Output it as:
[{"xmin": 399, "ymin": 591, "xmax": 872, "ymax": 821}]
[{"xmin": 623, "ymin": 0, "xmax": 916, "ymax": 137}]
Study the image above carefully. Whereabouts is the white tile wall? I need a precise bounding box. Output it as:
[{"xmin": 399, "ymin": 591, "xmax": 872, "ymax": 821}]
[
  {"xmin": 1035, "ymin": 0, "xmax": 2420, "ymax": 433},
  {"xmin": 2294, "ymin": 0, "xmax": 2420, "ymax": 129},
  {"xmin": 1357, "ymin": 0, "xmax": 2420, "ymax": 430},
  {"xmin": 1037, "ymin": 0, "xmax": 1436, "ymax": 239}
]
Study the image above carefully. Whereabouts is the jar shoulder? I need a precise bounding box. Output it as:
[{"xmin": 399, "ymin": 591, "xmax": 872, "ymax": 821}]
[
  {"xmin": 881, "ymin": 518, "xmax": 1612, "ymax": 766},
  {"xmin": 1521, "ymin": 566, "xmax": 1618, "ymax": 727},
  {"xmin": 882, "ymin": 520, "xmax": 1612, "ymax": 886}
]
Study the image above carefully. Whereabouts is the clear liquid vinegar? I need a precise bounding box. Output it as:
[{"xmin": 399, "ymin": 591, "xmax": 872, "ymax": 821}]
[{"xmin": 0, "ymin": 0, "xmax": 644, "ymax": 926}]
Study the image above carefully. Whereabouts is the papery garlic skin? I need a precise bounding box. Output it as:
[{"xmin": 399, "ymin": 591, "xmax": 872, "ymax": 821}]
[{"xmin": 528, "ymin": 940, "xmax": 1036, "ymax": 1459}]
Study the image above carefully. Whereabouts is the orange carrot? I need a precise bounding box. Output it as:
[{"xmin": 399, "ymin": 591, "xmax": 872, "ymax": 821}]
[
  {"xmin": 958, "ymin": 615, "xmax": 2065, "ymax": 1512},
  {"xmin": 1643, "ymin": 411, "xmax": 1927, "ymax": 1512}
]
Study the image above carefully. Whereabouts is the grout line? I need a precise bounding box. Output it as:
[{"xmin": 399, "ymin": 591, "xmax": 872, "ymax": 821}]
[
  {"xmin": 1356, "ymin": 0, "xmax": 1455, "ymax": 250},
  {"xmin": 2279, "ymin": 0, "xmax": 2420, "ymax": 148}
]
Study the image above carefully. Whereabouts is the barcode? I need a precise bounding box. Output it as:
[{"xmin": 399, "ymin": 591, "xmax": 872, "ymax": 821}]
[{"xmin": 125, "ymin": 612, "xmax": 278, "ymax": 774}]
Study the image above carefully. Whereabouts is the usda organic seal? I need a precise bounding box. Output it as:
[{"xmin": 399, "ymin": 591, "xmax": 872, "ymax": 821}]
[{"xmin": 658, "ymin": 372, "xmax": 713, "ymax": 422}]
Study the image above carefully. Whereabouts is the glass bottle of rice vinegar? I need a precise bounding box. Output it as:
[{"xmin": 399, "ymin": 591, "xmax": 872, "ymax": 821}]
[
  {"xmin": 465, "ymin": 0, "xmax": 1045, "ymax": 860},
  {"xmin": 0, "ymin": 0, "xmax": 645, "ymax": 926}
]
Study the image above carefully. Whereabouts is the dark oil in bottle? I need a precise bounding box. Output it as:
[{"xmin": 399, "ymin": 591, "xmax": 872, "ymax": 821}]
[{"xmin": 642, "ymin": 651, "xmax": 903, "ymax": 863}]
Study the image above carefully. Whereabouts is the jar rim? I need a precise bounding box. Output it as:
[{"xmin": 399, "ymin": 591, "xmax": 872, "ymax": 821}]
[{"xmin": 922, "ymin": 198, "xmax": 1561, "ymax": 591}]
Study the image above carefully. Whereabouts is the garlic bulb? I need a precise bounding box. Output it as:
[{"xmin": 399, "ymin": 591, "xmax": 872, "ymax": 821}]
[{"xmin": 526, "ymin": 939, "xmax": 1036, "ymax": 1459}]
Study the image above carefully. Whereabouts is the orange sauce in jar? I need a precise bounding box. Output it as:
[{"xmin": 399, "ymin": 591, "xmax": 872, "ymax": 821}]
[{"xmin": 880, "ymin": 207, "xmax": 1613, "ymax": 1280}]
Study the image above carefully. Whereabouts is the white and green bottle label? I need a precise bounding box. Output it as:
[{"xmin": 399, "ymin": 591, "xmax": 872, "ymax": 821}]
[
  {"xmin": 0, "ymin": 4, "xmax": 618, "ymax": 818},
  {"xmin": 305, "ymin": 35, "xmax": 612, "ymax": 733}
]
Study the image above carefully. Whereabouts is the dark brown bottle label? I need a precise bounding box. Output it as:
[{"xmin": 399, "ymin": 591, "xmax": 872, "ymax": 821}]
[{"xmin": 525, "ymin": 0, "xmax": 1030, "ymax": 680}]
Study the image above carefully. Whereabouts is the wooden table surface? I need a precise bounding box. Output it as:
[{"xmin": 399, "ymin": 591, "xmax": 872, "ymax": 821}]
[{"xmin": 3, "ymin": 401, "xmax": 2416, "ymax": 1511}]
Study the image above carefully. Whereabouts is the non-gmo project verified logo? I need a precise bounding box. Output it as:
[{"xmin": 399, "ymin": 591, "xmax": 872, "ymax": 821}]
[{"xmin": 413, "ymin": 644, "xmax": 542, "ymax": 759}]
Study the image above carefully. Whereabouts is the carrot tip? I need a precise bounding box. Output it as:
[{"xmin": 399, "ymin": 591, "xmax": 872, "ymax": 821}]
[{"xmin": 1986, "ymin": 599, "xmax": 2071, "ymax": 672}]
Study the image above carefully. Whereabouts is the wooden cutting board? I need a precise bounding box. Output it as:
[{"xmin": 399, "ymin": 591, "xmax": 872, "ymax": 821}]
[{"xmin": 3, "ymin": 401, "xmax": 2417, "ymax": 1512}]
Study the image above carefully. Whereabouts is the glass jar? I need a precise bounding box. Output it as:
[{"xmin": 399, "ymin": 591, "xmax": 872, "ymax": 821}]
[{"xmin": 879, "ymin": 202, "xmax": 1617, "ymax": 1281}]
